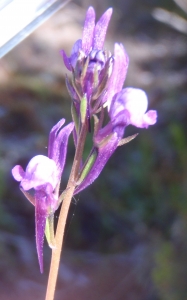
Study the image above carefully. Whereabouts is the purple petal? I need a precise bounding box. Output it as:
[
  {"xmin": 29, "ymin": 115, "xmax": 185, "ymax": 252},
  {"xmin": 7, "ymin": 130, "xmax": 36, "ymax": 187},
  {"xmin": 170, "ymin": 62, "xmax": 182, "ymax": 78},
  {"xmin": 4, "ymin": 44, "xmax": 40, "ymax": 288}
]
[
  {"xmin": 74, "ymin": 133, "xmax": 119, "ymax": 195},
  {"xmin": 48, "ymin": 120, "xmax": 74, "ymax": 178},
  {"xmin": 48, "ymin": 118, "xmax": 65, "ymax": 159},
  {"xmin": 93, "ymin": 8, "xmax": 113, "ymax": 50},
  {"xmin": 60, "ymin": 49, "xmax": 72, "ymax": 71},
  {"xmin": 102, "ymin": 43, "xmax": 129, "ymax": 108},
  {"xmin": 56, "ymin": 122, "xmax": 74, "ymax": 176},
  {"xmin": 35, "ymin": 186, "xmax": 58, "ymax": 272},
  {"xmin": 111, "ymin": 109, "xmax": 129, "ymax": 137},
  {"xmin": 113, "ymin": 88, "xmax": 157, "ymax": 128},
  {"xmin": 110, "ymin": 93, "xmax": 126, "ymax": 120},
  {"xmin": 82, "ymin": 7, "xmax": 95, "ymax": 55},
  {"xmin": 61, "ymin": 39, "xmax": 82, "ymax": 70},
  {"xmin": 94, "ymin": 122, "xmax": 113, "ymax": 145},
  {"xmin": 21, "ymin": 155, "xmax": 58, "ymax": 191},
  {"xmin": 65, "ymin": 75, "xmax": 78, "ymax": 100},
  {"xmin": 142, "ymin": 110, "xmax": 157, "ymax": 127},
  {"xmin": 70, "ymin": 39, "xmax": 82, "ymax": 68},
  {"xmin": 35, "ymin": 192, "xmax": 47, "ymax": 273},
  {"xmin": 12, "ymin": 165, "xmax": 25, "ymax": 181}
]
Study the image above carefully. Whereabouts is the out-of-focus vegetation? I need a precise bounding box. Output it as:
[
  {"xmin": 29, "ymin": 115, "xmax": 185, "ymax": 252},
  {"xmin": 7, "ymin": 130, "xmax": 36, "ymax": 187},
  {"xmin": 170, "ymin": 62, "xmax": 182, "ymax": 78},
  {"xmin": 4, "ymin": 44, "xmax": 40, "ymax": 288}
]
[{"xmin": 0, "ymin": 0, "xmax": 187, "ymax": 299}]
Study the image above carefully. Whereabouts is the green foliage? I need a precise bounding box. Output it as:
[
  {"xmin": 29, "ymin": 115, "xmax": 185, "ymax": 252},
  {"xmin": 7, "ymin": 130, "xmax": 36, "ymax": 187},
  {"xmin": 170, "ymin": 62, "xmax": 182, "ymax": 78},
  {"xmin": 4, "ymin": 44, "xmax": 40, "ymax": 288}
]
[
  {"xmin": 0, "ymin": 169, "xmax": 13, "ymax": 230},
  {"xmin": 153, "ymin": 241, "xmax": 176, "ymax": 300}
]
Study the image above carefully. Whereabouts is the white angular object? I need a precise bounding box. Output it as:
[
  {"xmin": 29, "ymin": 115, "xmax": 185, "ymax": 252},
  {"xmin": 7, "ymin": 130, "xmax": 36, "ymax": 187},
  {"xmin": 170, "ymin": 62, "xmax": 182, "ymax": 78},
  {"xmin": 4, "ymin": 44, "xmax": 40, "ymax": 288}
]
[{"xmin": 0, "ymin": 0, "xmax": 70, "ymax": 58}]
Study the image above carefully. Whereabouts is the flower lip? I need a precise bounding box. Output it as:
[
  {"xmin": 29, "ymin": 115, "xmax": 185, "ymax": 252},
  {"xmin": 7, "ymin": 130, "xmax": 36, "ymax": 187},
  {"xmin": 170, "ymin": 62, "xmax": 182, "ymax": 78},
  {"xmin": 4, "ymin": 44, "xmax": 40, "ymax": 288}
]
[
  {"xmin": 12, "ymin": 165, "xmax": 25, "ymax": 182},
  {"xmin": 13, "ymin": 155, "xmax": 58, "ymax": 192},
  {"xmin": 110, "ymin": 88, "xmax": 157, "ymax": 129}
]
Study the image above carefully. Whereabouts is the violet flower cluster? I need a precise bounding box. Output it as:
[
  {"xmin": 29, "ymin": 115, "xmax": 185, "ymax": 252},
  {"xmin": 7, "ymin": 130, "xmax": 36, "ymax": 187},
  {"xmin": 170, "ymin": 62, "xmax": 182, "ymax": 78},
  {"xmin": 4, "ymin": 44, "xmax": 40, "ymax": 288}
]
[{"xmin": 12, "ymin": 6, "xmax": 157, "ymax": 273}]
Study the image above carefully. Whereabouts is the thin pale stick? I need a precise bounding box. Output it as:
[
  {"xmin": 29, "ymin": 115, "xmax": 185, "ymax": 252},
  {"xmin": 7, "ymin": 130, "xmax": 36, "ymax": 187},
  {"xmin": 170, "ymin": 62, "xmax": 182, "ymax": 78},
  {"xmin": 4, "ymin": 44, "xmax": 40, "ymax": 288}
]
[
  {"xmin": 45, "ymin": 182, "xmax": 76, "ymax": 300},
  {"xmin": 45, "ymin": 123, "xmax": 88, "ymax": 300}
]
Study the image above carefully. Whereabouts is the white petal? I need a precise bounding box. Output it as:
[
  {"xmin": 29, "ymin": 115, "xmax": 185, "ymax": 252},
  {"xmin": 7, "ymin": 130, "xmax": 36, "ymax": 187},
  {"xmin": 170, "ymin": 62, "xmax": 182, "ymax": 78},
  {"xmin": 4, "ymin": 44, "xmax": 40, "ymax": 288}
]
[{"xmin": 22, "ymin": 155, "xmax": 58, "ymax": 191}]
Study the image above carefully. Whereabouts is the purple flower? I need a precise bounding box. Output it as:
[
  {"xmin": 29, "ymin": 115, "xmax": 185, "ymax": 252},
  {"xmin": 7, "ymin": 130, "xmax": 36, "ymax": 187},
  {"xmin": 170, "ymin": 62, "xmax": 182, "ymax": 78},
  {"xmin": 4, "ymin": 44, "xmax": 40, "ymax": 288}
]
[
  {"xmin": 74, "ymin": 42, "xmax": 157, "ymax": 194},
  {"xmin": 110, "ymin": 88, "xmax": 157, "ymax": 129},
  {"xmin": 75, "ymin": 87, "xmax": 157, "ymax": 194},
  {"xmin": 12, "ymin": 119, "xmax": 74, "ymax": 272}
]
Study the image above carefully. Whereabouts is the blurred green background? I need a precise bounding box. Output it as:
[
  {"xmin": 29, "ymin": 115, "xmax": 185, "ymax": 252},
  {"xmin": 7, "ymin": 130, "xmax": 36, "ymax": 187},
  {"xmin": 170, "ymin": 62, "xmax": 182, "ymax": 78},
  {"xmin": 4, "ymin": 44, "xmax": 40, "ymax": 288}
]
[{"xmin": 0, "ymin": 0, "xmax": 187, "ymax": 299}]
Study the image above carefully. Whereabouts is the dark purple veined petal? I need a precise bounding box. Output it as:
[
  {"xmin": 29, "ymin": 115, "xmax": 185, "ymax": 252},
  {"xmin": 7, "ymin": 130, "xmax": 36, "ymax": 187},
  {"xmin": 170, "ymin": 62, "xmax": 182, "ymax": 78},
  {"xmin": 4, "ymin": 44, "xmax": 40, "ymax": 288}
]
[{"xmin": 93, "ymin": 8, "xmax": 113, "ymax": 50}]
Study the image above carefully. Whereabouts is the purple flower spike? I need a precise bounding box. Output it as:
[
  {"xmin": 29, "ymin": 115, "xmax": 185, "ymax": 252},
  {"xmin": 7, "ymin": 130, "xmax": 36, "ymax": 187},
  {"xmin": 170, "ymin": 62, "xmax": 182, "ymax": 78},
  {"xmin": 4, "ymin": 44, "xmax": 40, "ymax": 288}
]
[
  {"xmin": 12, "ymin": 119, "xmax": 74, "ymax": 272},
  {"xmin": 111, "ymin": 88, "xmax": 157, "ymax": 128}
]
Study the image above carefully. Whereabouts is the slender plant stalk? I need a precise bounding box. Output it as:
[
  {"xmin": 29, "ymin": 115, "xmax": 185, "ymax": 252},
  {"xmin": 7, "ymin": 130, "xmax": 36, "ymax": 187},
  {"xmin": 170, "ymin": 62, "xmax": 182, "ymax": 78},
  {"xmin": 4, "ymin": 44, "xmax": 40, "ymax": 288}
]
[
  {"xmin": 45, "ymin": 124, "xmax": 88, "ymax": 300},
  {"xmin": 45, "ymin": 182, "xmax": 76, "ymax": 300}
]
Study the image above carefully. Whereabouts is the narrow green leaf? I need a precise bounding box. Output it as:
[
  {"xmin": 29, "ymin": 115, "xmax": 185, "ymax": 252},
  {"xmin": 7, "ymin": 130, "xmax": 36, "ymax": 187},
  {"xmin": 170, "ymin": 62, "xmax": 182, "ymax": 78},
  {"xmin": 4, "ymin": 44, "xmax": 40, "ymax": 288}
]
[
  {"xmin": 77, "ymin": 149, "xmax": 97, "ymax": 184},
  {"xmin": 81, "ymin": 55, "xmax": 89, "ymax": 82},
  {"xmin": 80, "ymin": 95, "xmax": 87, "ymax": 124},
  {"xmin": 118, "ymin": 133, "xmax": 138, "ymax": 146},
  {"xmin": 71, "ymin": 103, "xmax": 79, "ymax": 133},
  {"xmin": 45, "ymin": 215, "xmax": 56, "ymax": 249}
]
